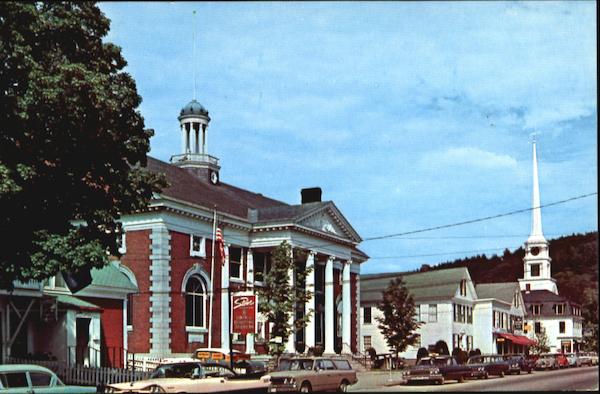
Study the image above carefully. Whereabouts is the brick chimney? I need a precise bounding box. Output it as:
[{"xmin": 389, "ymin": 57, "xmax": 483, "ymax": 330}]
[{"xmin": 301, "ymin": 187, "xmax": 322, "ymax": 204}]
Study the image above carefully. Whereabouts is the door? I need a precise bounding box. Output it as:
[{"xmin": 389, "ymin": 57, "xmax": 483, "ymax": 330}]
[{"xmin": 75, "ymin": 318, "xmax": 90, "ymax": 366}]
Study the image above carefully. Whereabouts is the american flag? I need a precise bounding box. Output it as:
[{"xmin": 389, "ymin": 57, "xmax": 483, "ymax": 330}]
[{"xmin": 216, "ymin": 227, "xmax": 225, "ymax": 265}]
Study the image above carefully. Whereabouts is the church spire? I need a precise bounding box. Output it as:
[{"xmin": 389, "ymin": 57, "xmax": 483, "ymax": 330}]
[{"xmin": 529, "ymin": 138, "xmax": 545, "ymax": 242}]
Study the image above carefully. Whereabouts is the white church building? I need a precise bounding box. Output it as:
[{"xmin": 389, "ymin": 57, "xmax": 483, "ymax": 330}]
[{"xmin": 519, "ymin": 140, "xmax": 584, "ymax": 353}]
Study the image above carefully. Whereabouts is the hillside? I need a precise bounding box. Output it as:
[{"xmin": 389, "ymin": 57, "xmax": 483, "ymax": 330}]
[{"xmin": 426, "ymin": 232, "xmax": 598, "ymax": 305}]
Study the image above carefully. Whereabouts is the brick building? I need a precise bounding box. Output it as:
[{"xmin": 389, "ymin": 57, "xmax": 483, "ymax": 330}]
[{"xmin": 120, "ymin": 99, "xmax": 368, "ymax": 358}]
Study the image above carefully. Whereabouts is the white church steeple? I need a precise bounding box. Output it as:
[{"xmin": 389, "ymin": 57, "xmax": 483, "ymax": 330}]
[{"xmin": 519, "ymin": 138, "xmax": 558, "ymax": 294}]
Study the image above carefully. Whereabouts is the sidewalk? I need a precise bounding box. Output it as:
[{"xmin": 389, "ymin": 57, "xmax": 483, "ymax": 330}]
[{"xmin": 351, "ymin": 370, "xmax": 406, "ymax": 391}]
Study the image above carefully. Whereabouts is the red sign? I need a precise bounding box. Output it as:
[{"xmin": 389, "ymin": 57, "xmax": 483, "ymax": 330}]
[{"xmin": 232, "ymin": 294, "xmax": 256, "ymax": 335}]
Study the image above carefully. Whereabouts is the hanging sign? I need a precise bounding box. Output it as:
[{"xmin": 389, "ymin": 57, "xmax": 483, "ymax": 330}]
[{"xmin": 232, "ymin": 294, "xmax": 256, "ymax": 335}]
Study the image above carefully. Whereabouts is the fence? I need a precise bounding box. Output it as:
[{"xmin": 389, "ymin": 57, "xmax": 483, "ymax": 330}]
[{"xmin": 7, "ymin": 357, "xmax": 152, "ymax": 386}]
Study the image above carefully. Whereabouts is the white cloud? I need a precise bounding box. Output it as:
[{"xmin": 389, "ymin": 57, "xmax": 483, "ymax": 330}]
[{"xmin": 420, "ymin": 147, "xmax": 518, "ymax": 171}]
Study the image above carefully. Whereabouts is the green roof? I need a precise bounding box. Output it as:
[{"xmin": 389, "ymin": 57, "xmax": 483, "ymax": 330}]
[
  {"xmin": 476, "ymin": 282, "xmax": 519, "ymax": 304},
  {"xmin": 361, "ymin": 267, "xmax": 469, "ymax": 305},
  {"xmin": 56, "ymin": 294, "xmax": 101, "ymax": 310},
  {"xmin": 360, "ymin": 267, "xmax": 470, "ymax": 304},
  {"xmin": 90, "ymin": 263, "xmax": 137, "ymax": 291}
]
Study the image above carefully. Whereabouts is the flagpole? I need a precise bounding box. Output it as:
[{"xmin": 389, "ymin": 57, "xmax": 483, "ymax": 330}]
[{"xmin": 208, "ymin": 206, "xmax": 217, "ymax": 347}]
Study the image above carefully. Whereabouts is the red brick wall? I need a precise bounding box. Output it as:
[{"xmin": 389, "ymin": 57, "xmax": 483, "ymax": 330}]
[
  {"xmin": 81, "ymin": 297, "xmax": 124, "ymax": 367},
  {"xmin": 121, "ymin": 230, "xmax": 151, "ymax": 353},
  {"xmin": 350, "ymin": 272, "xmax": 358, "ymax": 353},
  {"xmin": 169, "ymin": 231, "xmax": 215, "ymax": 353}
]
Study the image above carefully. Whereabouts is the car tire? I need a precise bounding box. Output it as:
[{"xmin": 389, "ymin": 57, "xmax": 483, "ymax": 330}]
[
  {"xmin": 300, "ymin": 382, "xmax": 312, "ymax": 393},
  {"xmin": 516, "ymin": 370, "xmax": 521, "ymax": 375},
  {"xmin": 337, "ymin": 380, "xmax": 350, "ymax": 392},
  {"xmin": 484, "ymin": 371, "xmax": 489, "ymax": 379},
  {"xmin": 458, "ymin": 375, "xmax": 465, "ymax": 383},
  {"xmin": 499, "ymin": 371, "xmax": 505, "ymax": 378}
]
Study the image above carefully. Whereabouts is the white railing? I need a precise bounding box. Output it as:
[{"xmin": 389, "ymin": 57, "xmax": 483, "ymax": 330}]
[
  {"xmin": 170, "ymin": 153, "xmax": 219, "ymax": 166},
  {"xmin": 7, "ymin": 357, "xmax": 151, "ymax": 386}
]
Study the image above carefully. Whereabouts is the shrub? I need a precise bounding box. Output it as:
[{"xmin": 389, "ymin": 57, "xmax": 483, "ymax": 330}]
[{"xmin": 417, "ymin": 347, "xmax": 429, "ymax": 361}]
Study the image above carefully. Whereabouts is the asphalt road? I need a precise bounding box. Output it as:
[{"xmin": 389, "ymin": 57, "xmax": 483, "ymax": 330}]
[{"xmin": 350, "ymin": 366, "xmax": 599, "ymax": 392}]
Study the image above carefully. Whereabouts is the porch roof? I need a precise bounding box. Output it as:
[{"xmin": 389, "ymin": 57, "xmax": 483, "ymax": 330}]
[{"xmin": 56, "ymin": 294, "xmax": 102, "ymax": 312}]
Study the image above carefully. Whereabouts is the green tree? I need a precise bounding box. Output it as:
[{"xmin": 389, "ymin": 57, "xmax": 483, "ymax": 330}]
[
  {"xmin": 256, "ymin": 241, "xmax": 313, "ymax": 357},
  {"xmin": 530, "ymin": 331, "xmax": 551, "ymax": 355},
  {"xmin": 0, "ymin": 2, "xmax": 166, "ymax": 289},
  {"xmin": 581, "ymin": 287, "xmax": 599, "ymax": 351},
  {"xmin": 376, "ymin": 277, "xmax": 421, "ymax": 365}
]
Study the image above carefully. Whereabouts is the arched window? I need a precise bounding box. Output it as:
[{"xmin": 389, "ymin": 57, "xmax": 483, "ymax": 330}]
[{"xmin": 185, "ymin": 275, "xmax": 207, "ymax": 328}]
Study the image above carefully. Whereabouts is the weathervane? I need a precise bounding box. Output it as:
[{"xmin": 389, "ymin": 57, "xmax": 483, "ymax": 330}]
[{"xmin": 193, "ymin": 9, "xmax": 197, "ymax": 100}]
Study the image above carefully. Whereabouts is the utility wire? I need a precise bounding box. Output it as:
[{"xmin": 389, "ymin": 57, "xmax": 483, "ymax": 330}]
[
  {"xmin": 363, "ymin": 192, "xmax": 597, "ymax": 242},
  {"xmin": 368, "ymin": 245, "xmax": 523, "ymax": 260}
]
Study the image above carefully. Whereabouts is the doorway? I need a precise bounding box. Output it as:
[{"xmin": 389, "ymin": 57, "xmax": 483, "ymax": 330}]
[{"xmin": 76, "ymin": 318, "xmax": 90, "ymax": 366}]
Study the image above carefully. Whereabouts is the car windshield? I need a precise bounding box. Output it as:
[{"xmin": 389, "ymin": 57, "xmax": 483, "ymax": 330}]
[
  {"xmin": 467, "ymin": 357, "xmax": 482, "ymax": 364},
  {"xmin": 151, "ymin": 363, "xmax": 202, "ymax": 379},
  {"xmin": 277, "ymin": 359, "xmax": 314, "ymax": 371},
  {"xmin": 433, "ymin": 358, "xmax": 449, "ymax": 366}
]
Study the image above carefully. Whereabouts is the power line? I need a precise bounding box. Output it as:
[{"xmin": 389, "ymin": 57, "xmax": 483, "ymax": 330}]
[
  {"xmin": 368, "ymin": 245, "xmax": 523, "ymax": 260},
  {"xmin": 363, "ymin": 192, "xmax": 597, "ymax": 242}
]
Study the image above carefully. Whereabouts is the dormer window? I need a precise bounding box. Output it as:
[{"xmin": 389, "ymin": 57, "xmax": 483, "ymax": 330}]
[
  {"xmin": 532, "ymin": 304, "xmax": 542, "ymax": 316},
  {"xmin": 554, "ymin": 304, "xmax": 565, "ymax": 315},
  {"xmin": 190, "ymin": 235, "xmax": 206, "ymax": 257},
  {"xmin": 513, "ymin": 292, "xmax": 519, "ymax": 308}
]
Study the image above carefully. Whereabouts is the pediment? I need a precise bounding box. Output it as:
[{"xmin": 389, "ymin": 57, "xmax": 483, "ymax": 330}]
[{"xmin": 297, "ymin": 203, "xmax": 361, "ymax": 242}]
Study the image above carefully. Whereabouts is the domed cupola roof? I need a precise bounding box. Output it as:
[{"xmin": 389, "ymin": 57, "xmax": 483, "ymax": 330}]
[{"xmin": 179, "ymin": 99, "xmax": 209, "ymax": 118}]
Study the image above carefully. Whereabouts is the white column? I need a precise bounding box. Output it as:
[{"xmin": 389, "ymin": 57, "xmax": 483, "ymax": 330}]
[
  {"xmin": 221, "ymin": 244, "xmax": 230, "ymax": 351},
  {"xmin": 284, "ymin": 247, "xmax": 295, "ymax": 353},
  {"xmin": 324, "ymin": 256, "xmax": 335, "ymax": 354},
  {"xmin": 245, "ymin": 249, "xmax": 255, "ymax": 354},
  {"xmin": 356, "ymin": 275, "xmax": 361, "ymax": 353},
  {"xmin": 304, "ymin": 251, "xmax": 316, "ymax": 351},
  {"xmin": 202, "ymin": 124, "xmax": 207, "ymax": 154},
  {"xmin": 342, "ymin": 261, "xmax": 352, "ymax": 354},
  {"xmin": 189, "ymin": 123, "xmax": 197, "ymax": 154},
  {"xmin": 149, "ymin": 225, "xmax": 172, "ymax": 356},
  {"xmin": 181, "ymin": 124, "xmax": 187, "ymax": 154}
]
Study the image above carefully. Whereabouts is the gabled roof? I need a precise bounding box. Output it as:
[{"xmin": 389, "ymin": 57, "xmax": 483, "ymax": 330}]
[
  {"xmin": 476, "ymin": 282, "xmax": 519, "ymax": 304},
  {"xmin": 254, "ymin": 201, "xmax": 327, "ymax": 222},
  {"xmin": 147, "ymin": 157, "xmax": 286, "ymax": 219},
  {"xmin": 361, "ymin": 267, "xmax": 470, "ymax": 305}
]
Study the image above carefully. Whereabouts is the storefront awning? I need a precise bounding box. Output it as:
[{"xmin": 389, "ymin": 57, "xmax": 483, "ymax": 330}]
[{"xmin": 496, "ymin": 332, "xmax": 536, "ymax": 346}]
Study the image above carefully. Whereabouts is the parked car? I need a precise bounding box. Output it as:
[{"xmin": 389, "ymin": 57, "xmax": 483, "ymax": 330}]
[
  {"xmin": 466, "ymin": 354, "xmax": 510, "ymax": 378},
  {"xmin": 554, "ymin": 353, "xmax": 569, "ymax": 368},
  {"xmin": 578, "ymin": 352, "xmax": 593, "ymax": 366},
  {"xmin": 104, "ymin": 361, "xmax": 270, "ymax": 393},
  {"xmin": 535, "ymin": 353, "xmax": 557, "ymax": 370},
  {"xmin": 0, "ymin": 364, "xmax": 97, "ymax": 393},
  {"xmin": 266, "ymin": 357, "xmax": 358, "ymax": 392},
  {"xmin": 565, "ymin": 353, "xmax": 581, "ymax": 368},
  {"xmin": 501, "ymin": 354, "xmax": 534, "ymax": 374},
  {"xmin": 403, "ymin": 356, "xmax": 471, "ymax": 385}
]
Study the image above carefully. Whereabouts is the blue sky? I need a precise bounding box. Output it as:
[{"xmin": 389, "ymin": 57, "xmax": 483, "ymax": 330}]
[{"xmin": 99, "ymin": 1, "xmax": 597, "ymax": 274}]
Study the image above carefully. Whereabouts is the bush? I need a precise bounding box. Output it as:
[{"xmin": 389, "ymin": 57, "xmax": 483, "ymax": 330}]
[
  {"xmin": 366, "ymin": 347, "xmax": 377, "ymax": 360},
  {"xmin": 307, "ymin": 345, "xmax": 324, "ymax": 357},
  {"xmin": 435, "ymin": 340, "xmax": 450, "ymax": 355},
  {"xmin": 452, "ymin": 347, "xmax": 468, "ymax": 364},
  {"xmin": 417, "ymin": 347, "xmax": 429, "ymax": 361}
]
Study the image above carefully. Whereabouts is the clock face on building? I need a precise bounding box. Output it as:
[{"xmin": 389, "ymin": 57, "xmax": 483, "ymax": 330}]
[
  {"xmin": 531, "ymin": 247, "xmax": 540, "ymax": 256},
  {"xmin": 209, "ymin": 170, "xmax": 219, "ymax": 185}
]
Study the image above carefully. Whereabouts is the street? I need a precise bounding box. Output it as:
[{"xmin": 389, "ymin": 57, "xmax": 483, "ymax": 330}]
[{"xmin": 350, "ymin": 366, "xmax": 599, "ymax": 392}]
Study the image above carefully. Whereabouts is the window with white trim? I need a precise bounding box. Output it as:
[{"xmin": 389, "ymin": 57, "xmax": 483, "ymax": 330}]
[
  {"xmin": 460, "ymin": 279, "xmax": 467, "ymax": 296},
  {"xmin": 185, "ymin": 275, "xmax": 207, "ymax": 328},
  {"xmin": 190, "ymin": 235, "xmax": 206, "ymax": 257},
  {"xmin": 363, "ymin": 307, "xmax": 372, "ymax": 324},
  {"xmin": 229, "ymin": 247, "xmax": 243, "ymax": 281},
  {"xmin": 363, "ymin": 336, "xmax": 372, "ymax": 350},
  {"xmin": 419, "ymin": 305, "xmax": 427, "ymax": 323},
  {"xmin": 428, "ymin": 304, "xmax": 437, "ymax": 322},
  {"xmin": 253, "ymin": 252, "xmax": 271, "ymax": 283},
  {"xmin": 117, "ymin": 232, "xmax": 126, "ymax": 254}
]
